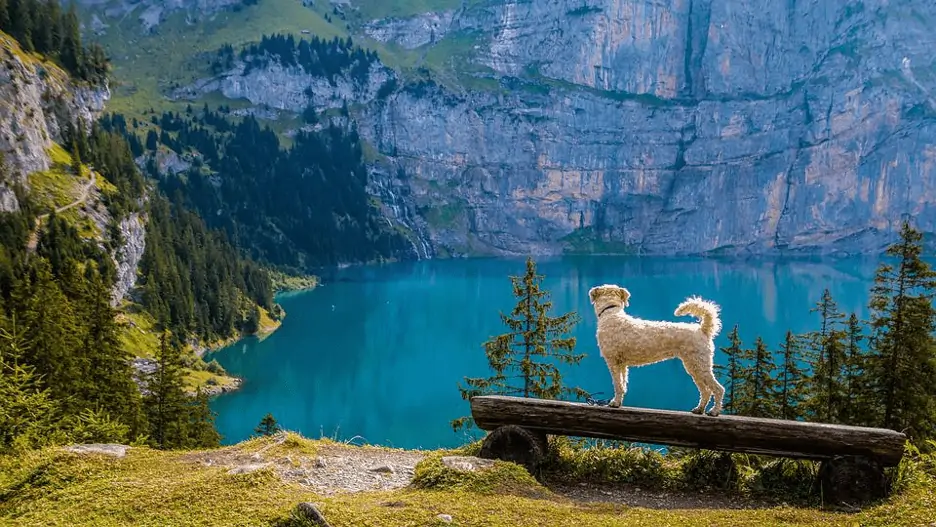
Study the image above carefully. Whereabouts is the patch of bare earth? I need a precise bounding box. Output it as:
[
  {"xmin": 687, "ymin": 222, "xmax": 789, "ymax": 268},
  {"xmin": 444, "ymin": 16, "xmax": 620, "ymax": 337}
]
[
  {"xmin": 184, "ymin": 436, "xmax": 426, "ymax": 495},
  {"xmin": 548, "ymin": 482, "xmax": 778, "ymax": 510}
]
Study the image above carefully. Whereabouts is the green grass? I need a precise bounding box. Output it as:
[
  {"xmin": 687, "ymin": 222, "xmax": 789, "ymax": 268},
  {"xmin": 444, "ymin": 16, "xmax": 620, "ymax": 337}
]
[
  {"xmin": 116, "ymin": 303, "xmax": 160, "ymax": 359},
  {"xmin": 1, "ymin": 435, "xmax": 934, "ymax": 526},
  {"xmin": 350, "ymin": 0, "xmax": 464, "ymax": 20},
  {"xmin": 422, "ymin": 201, "xmax": 465, "ymax": 228},
  {"xmin": 28, "ymin": 144, "xmax": 82, "ymax": 212}
]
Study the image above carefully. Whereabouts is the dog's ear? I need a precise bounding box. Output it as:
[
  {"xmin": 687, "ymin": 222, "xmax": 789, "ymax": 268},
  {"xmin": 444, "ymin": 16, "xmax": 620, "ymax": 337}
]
[
  {"xmin": 617, "ymin": 287, "xmax": 630, "ymax": 307},
  {"xmin": 588, "ymin": 286, "xmax": 600, "ymax": 304}
]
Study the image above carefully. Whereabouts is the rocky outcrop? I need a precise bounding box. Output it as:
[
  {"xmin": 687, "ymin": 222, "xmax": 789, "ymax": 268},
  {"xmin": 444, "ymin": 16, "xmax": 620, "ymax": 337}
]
[
  {"xmin": 112, "ymin": 212, "xmax": 147, "ymax": 305},
  {"xmin": 173, "ymin": 60, "xmax": 395, "ymax": 113},
  {"xmin": 363, "ymin": 11, "xmax": 456, "ymax": 50},
  {"xmin": 0, "ymin": 32, "xmax": 109, "ymax": 212}
]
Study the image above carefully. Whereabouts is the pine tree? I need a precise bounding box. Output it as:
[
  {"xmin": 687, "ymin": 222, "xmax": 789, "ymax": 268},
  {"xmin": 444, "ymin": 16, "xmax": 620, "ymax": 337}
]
[
  {"xmin": 715, "ymin": 325, "xmax": 743, "ymax": 414},
  {"xmin": 78, "ymin": 267, "xmax": 146, "ymax": 435},
  {"xmin": 10, "ymin": 0, "xmax": 34, "ymax": 52},
  {"xmin": 774, "ymin": 331, "xmax": 807, "ymax": 420},
  {"xmin": 16, "ymin": 257, "xmax": 83, "ymax": 414},
  {"xmin": 842, "ymin": 313, "xmax": 867, "ymax": 425},
  {"xmin": 186, "ymin": 389, "xmax": 221, "ymax": 448},
  {"xmin": 0, "ymin": 0, "xmax": 11, "ymax": 32},
  {"xmin": 0, "ymin": 314, "xmax": 60, "ymax": 450},
  {"xmin": 255, "ymin": 413, "xmax": 281, "ymax": 437},
  {"xmin": 144, "ymin": 331, "xmax": 190, "ymax": 449},
  {"xmin": 60, "ymin": 2, "xmax": 82, "ymax": 77},
  {"xmin": 865, "ymin": 221, "xmax": 936, "ymax": 441},
  {"xmin": 452, "ymin": 257, "xmax": 586, "ymax": 431},
  {"xmin": 737, "ymin": 336, "xmax": 779, "ymax": 417},
  {"xmin": 70, "ymin": 138, "xmax": 82, "ymax": 177},
  {"xmin": 803, "ymin": 289, "xmax": 848, "ymax": 423}
]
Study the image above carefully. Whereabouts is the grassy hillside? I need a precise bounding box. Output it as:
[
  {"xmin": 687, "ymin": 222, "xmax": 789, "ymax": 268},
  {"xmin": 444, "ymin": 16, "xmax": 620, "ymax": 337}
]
[
  {"xmin": 1, "ymin": 433, "xmax": 934, "ymax": 526},
  {"xmin": 92, "ymin": 0, "xmax": 347, "ymax": 117}
]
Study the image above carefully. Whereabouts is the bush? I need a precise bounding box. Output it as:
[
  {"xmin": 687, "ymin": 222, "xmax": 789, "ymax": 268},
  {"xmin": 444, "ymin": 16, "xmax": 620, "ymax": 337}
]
[{"xmin": 205, "ymin": 359, "xmax": 227, "ymax": 376}]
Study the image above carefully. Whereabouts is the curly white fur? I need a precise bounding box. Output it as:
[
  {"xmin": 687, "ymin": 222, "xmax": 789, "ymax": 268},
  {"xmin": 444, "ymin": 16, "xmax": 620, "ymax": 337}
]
[{"xmin": 588, "ymin": 284, "xmax": 726, "ymax": 416}]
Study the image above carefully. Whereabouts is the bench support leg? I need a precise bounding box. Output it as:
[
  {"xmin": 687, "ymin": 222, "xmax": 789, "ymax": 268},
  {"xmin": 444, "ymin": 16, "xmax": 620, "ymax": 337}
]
[
  {"xmin": 478, "ymin": 425, "xmax": 549, "ymax": 478},
  {"xmin": 818, "ymin": 455, "xmax": 889, "ymax": 507}
]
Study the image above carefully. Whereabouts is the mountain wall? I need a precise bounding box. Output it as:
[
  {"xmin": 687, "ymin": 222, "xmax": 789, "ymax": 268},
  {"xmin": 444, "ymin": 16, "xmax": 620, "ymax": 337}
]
[
  {"xmin": 360, "ymin": 0, "xmax": 936, "ymax": 256},
  {"xmin": 96, "ymin": 0, "xmax": 936, "ymax": 257}
]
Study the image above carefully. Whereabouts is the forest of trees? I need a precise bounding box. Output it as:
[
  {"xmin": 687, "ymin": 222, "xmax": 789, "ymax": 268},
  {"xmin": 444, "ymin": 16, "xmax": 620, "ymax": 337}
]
[
  {"xmin": 717, "ymin": 222, "xmax": 936, "ymax": 445},
  {"xmin": 0, "ymin": 0, "xmax": 109, "ymax": 84},
  {"xmin": 210, "ymin": 33, "xmax": 378, "ymax": 83},
  {"xmin": 126, "ymin": 106, "xmax": 409, "ymax": 269}
]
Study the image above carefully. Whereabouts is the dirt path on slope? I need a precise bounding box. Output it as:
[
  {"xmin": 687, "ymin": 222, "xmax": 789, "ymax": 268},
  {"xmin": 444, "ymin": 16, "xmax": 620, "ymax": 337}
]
[{"xmin": 26, "ymin": 171, "xmax": 96, "ymax": 252}]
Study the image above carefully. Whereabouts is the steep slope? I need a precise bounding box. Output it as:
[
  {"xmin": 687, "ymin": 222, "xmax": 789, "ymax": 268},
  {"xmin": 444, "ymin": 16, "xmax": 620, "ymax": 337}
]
[{"xmin": 78, "ymin": 0, "xmax": 936, "ymax": 256}]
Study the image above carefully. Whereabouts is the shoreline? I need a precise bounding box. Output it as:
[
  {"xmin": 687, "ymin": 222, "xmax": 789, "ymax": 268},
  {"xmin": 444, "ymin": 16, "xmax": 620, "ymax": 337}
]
[{"xmin": 197, "ymin": 283, "xmax": 319, "ymax": 396}]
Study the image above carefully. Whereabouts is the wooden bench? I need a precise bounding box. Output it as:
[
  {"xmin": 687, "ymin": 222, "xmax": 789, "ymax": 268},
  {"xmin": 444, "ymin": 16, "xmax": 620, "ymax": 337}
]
[{"xmin": 470, "ymin": 395, "xmax": 908, "ymax": 503}]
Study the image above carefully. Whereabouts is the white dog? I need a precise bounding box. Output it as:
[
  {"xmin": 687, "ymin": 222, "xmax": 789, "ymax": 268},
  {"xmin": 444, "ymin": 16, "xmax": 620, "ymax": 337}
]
[{"xmin": 588, "ymin": 284, "xmax": 726, "ymax": 416}]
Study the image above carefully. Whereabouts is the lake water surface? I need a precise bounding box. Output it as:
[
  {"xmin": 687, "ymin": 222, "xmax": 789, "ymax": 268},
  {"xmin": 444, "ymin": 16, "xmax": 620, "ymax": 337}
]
[{"xmin": 208, "ymin": 256, "xmax": 881, "ymax": 448}]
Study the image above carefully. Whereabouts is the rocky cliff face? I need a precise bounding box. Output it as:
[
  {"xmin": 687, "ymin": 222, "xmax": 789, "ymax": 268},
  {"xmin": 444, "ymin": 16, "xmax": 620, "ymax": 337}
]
[
  {"xmin": 0, "ymin": 32, "xmax": 110, "ymax": 212},
  {"xmin": 351, "ymin": 0, "xmax": 936, "ymax": 256},
  {"xmin": 137, "ymin": 0, "xmax": 936, "ymax": 256},
  {"xmin": 112, "ymin": 211, "xmax": 147, "ymax": 305}
]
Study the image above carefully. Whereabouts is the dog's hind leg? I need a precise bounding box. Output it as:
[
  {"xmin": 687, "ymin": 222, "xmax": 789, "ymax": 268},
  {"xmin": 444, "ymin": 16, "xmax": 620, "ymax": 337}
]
[
  {"xmin": 705, "ymin": 373, "xmax": 726, "ymax": 417},
  {"xmin": 608, "ymin": 363, "xmax": 628, "ymax": 408},
  {"xmin": 684, "ymin": 363, "xmax": 713, "ymax": 415}
]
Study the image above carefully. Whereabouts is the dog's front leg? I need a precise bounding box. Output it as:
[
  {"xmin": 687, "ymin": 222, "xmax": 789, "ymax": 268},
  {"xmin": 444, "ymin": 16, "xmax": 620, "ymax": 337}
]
[{"xmin": 608, "ymin": 364, "xmax": 628, "ymax": 408}]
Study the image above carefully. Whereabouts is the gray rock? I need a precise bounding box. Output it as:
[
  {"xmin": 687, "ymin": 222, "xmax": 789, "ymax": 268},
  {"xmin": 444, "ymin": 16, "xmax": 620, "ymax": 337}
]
[
  {"xmin": 111, "ymin": 212, "xmax": 146, "ymax": 305},
  {"xmin": 313, "ymin": 456, "xmax": 328, "ymax": 468},
  {"xmin": 440, "ymin": 456, "xmax": 496, "ymax": 472},
  {"xmin": 294, "ymin": 502, "xmax": 330, "ymax": 527},
  {"xmin": 436, "ymin": 514, "xmax": 453, "ymax": 524},
  {"xmin": 369, "ymin": 463, "xmax": 395, "ymax": 474},
  {"xmin": 66, "ymin": 444, "xmax": 129, "ymax": 458}
]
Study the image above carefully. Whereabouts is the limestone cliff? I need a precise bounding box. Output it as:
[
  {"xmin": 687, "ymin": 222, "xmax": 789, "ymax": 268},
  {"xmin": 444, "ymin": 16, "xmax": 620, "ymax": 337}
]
[
  {"xmin": 0, "ymin": 32, "xmax": 109, "ymax": 212},
  {"xmin": 358, "ymin": 0, "xmax": 936, "ymax": 256},
  {"xmin": 97, "ymin": 0, "xmax": 936, "ymax": 256}
]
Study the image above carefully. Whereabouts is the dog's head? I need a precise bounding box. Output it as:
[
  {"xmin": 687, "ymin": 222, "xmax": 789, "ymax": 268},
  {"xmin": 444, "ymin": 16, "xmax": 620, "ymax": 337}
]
[{"xmin": 588, "ymin": 284, "xmax": 630, "ymax": 311}]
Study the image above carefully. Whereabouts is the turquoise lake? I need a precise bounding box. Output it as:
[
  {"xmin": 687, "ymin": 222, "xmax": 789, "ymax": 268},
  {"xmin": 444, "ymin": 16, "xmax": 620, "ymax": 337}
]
[{"xmin": 208, "ymin": 256, "xmax": 882, "ymax": 448}]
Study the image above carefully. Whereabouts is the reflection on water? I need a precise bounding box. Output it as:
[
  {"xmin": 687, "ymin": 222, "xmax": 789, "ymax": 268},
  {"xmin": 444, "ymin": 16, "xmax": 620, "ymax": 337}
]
[{"xmin": 208, "ymin": 255, "xmax": 881, "ymax": 449}]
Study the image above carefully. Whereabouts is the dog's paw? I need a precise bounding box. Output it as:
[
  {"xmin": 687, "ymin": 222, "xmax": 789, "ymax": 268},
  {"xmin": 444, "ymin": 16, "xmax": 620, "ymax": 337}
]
[
  {"xmin": 689, "ymin": 407, "xmax": 704, "ymax": 415},
  {"xmin": 608, "ymin": 400, "xmax": 621, "ymax": 408},
  {"xmin": 706, "ymin": 410, "xmax": 721, "ymax": 417}
]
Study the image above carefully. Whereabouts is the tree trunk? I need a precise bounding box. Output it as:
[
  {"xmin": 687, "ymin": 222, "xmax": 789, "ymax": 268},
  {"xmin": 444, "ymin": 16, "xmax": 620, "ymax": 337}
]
[{"xmin": 471, "ymin": 396, "xmax": 906, "ymax": 466}]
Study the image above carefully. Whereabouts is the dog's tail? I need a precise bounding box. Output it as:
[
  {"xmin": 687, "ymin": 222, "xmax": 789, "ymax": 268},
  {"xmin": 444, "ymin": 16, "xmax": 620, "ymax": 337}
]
[{"xmin": 674, "ymin": 296, "xmax": 722, "ymax": 339}]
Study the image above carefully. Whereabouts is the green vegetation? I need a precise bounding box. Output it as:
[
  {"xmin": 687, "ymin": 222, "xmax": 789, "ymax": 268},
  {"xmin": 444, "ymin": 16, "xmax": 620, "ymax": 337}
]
[
  {"xmin": 0, "ymin": 0, "xmax": 107, "ymax": 84},
  {"xmin": 91, "ymin": 0, "xmax": 345, "ymax": 117},
  {"xmin": 129, "ymin": 106, "xmax": 410, "ymax": 268},
  {"xmin": 254, "ymin": 413, "xmax": 282, "ymax": 437},
  {"xmin": 453, "ymin": 257, "xmax": 586, "ymax": 431}
]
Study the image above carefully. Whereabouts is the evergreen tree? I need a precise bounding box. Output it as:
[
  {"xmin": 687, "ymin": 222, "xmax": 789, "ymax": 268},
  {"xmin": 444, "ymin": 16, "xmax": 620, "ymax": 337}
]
[
  {"xmin": 803, "ymin": 289, "xmax": 848, "ymax": 423},
  {"xmin": 255, "ymin": 413, "xmax": 281, "ymax": 437},
  {"xmin": 774, "ymin": 331, "xmax": 807, "ymax": 420},
  {"xmin": 15, "ymin": 258, "xmax": 83, "ymax": 414},
  {"xmin": 186, "ymin": 389, "xmax": 221, "ymax": 448},
  {"xmin": 10, "ymin": 0, "xmax": 33, "ymax": 52},
  {"xmin": 452, "ymin": 257, "xmax": 586, "ymax": 431},
  {"xmin": 842, "ymin": 313, "xmax": 868, "ymax": 425},
  {"xmin": 737, "ymin": 336, "xmax": 779, "ymax": 418},
  {"xmin": 0, "ymin": 314, "xmax": 60, "ymax": 450},
  {"xmin": 715, "ymin": 325, "xmax": 743, "ymax": 414},
  {"xmin": 144, "ymin": 331, "xmax": 190, "ymax": 449},
  {"xmin": 865, "ymin": 221, "xmax": 936, "ymax": 441},
  {"xmin": 60, "ymin": 2, "xmax": 83, "ymax": 77},
  {"xmin": 77, "ymin": 267, "xmax": 146, "ymax": 436},
  {"xmin": 0, "ymin": 0, "xmax": 11, "ymax": 31},
  {"xmin": 70, "ymin": 139, "xmax": 82, "ymax": 177}
]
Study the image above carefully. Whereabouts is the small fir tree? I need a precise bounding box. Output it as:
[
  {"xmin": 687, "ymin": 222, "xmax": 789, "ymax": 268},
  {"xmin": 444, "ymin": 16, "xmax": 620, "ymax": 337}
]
[
  {"xmin": 803, "ymin": 289, "xmax": 848, "ymax": 423},
  {"xmin": 715, "ymin": 325, "xmax": 743, "ymax": 414},
  {"xmin": 452, "ymin": 257, "xmax": 586, "ymax": 431},
  {"xmin": 737, "ymin": 336, "xmax": 779, "ymax": 418},
  {"xmin": 773, "ymin": 331, "xmax": 807, "ymax": 420},
  {"xmin": 255, "ymin": 413, "xmax": 281, "ymax": 437}
]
